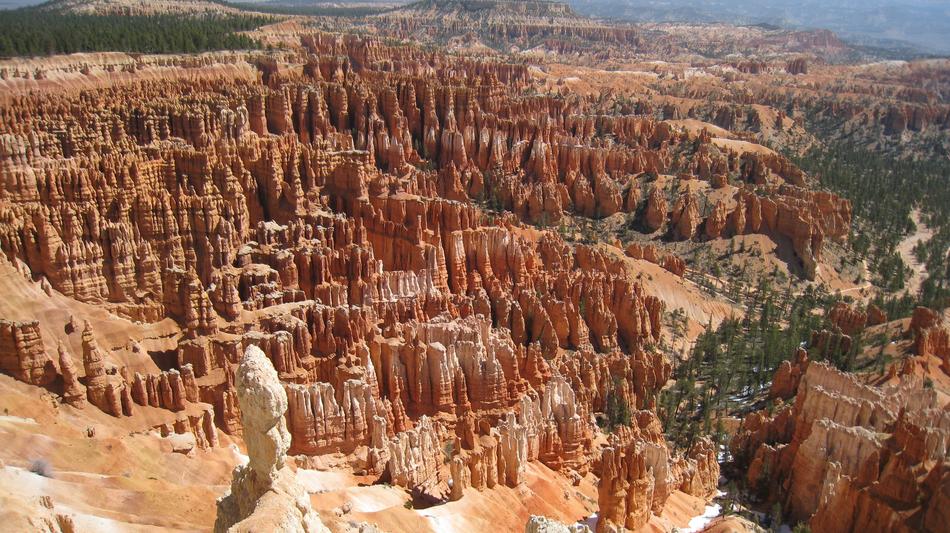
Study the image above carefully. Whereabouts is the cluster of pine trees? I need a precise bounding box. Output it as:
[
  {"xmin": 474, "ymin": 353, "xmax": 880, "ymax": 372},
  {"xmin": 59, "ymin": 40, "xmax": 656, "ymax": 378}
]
[
  {"xmin": 0, "ymin": 9, "xmax": 269, "ymax": 57},
  {"xmin": 792, "ymin": 133, "xmax": 950, "ymax": 310},
  {"xmin": 223, "ymin": 1, "xmax": 389, "ymax": 17},
  {"xmin": 658, "ymin": 278, "xmax": 838, "ymax": 451}
]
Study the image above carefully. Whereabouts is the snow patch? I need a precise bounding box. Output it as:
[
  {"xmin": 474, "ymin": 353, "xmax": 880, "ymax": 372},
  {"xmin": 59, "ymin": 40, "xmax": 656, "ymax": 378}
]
[
  {"xmin": 0, "ymin": 415, "xmax": 38, "ymax": 425},
  {"xmin": 610, "ymin": 70, "xmax": 659, "ymax": 78},
  {"xmin": 581, "ymin": 512, "xmax": 599, "ymax": 530},
  {"xmin": 294, "ymin": 468, "xmax": 350, "ymax": 493},
  {"xmin": 229, "ymin": 443, "xmax": 248, "ymax": 466},
  {"xmin": 681, "ymin": 490, "xmax": 726, "ymax": 533}
]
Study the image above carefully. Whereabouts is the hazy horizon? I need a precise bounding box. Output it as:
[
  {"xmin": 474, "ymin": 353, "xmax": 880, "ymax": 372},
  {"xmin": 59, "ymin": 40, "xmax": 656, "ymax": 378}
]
[
  {"xmin": 571, "ymin": 0, "xmax": 950, "ymax": 54},
  {"xmin": 2, "ymin": 0, "xmax": 948, "ymax": 54}
]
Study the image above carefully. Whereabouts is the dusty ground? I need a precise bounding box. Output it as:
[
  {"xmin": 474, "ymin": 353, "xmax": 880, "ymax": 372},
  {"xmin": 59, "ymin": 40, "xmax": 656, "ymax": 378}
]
[
  {"xmin": 896, "ymin": 209, "xmax": 935, "ymax": 296},
  {"xmin": 300, "ymin": 456, "xmax": 710, "ymax": 533},
  {"xmin": 0, "ymin": 262, "xmax": 240, "ymax": 531},
  {"xmin": 0, "ymin": 261, "xmax": 180, "ymax": 374},
  {"xmin": 0, "ymin": 374, "xmax": 241, "ymax": 532}
]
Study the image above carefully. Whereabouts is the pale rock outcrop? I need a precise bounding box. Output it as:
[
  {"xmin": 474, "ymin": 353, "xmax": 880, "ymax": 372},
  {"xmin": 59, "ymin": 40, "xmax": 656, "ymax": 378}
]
[
  {"xmin": 525, "ymin": 515, "xmax": 592, "ymax": 533},
  {"xmin": 386, "ymin": 415, "xmax": 446, "ymax": 492},
  {"xmin": 215, "ymin": 345, "xmax": 330, "ymax": 533}
]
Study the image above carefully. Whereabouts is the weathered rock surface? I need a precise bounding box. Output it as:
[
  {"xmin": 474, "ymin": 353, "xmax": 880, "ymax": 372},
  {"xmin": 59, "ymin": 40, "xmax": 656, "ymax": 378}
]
[
  {"xmin": 732, "ymin": 359, "xmax": 950, "ymax": 532},
  {"xmin": 215, "ymin": 345, "xmax": 330, "ymax": 533},
  {"xmin": 827, "ymin": 301, "xmax": 868, "ymax": 335},
  {"xmin": 2, "ymin": 2, "xmax": 946, "ymax": 532},
  {"xmin": 0, "ymin": 25, "xmax": 867, "ymax": 531},
  {"xmin": 0, "ymin": 319, "xmax": 56, "ymax": 386},
  {"xmin": 57, "ymin": 342, "xmax": 85, "ymax": 407},
  {"xmin": 910, "ymin": 307, "xmax": 950, "ymax": 375},
  {"xmin": 596, "ymin": 412, "xmax": 719, "ymax": 532}
]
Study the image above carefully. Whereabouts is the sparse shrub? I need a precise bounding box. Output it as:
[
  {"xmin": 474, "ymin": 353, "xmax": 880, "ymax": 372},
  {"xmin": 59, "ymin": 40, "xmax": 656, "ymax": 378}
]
[
  {"xmin": 29, "ymin": 458, "xmax": 52, "ymax": 478},
  {"xmin": 442, "ymin": 440, "xmax": 454, "ymax": 464},
  {"xmin": 599, "ymin": 377, "xmax": 631, "ymax": 432}
]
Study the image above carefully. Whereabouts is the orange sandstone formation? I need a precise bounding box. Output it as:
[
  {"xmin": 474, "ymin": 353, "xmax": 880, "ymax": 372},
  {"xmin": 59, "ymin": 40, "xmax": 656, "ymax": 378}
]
[
  {"xmin": 0, "ymin": 32, "xmax": 675, "ymax": 521},
  {"xmin": 0, "ymin": 22, "xmax": 876, "ymax": 531},
  {"xmin": 0, "ymin": 319, "xmax": 56, "ymax": 386},
  {"xmin": 596, "ymin": 412, "xmax": 719, "ymax": 532},
  {"xmin": 732, "ymin": 359, "xmax": 949, "ymax": 532},
  {"xmin": 910, "ymin": 307, "xmax": 950, "ymax": 375}
]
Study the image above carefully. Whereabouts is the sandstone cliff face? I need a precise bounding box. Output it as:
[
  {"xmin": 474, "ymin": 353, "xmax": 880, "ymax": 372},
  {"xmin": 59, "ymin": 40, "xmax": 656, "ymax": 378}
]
[
  {"xmin": 732, "ymin": 359, "xmax": 949, "ymax": 532},
  {"xmin": 596, "ymin": 412, "xmax": 719, "ymax": 532},
  {"xmin": 621, "ymin": 179, "xmax": 847, "ymax": 280},
  {"xmin": 644, "ymin": 188, "xmax": 668, "ymax": 233},
  {"xmin": 81, "ymin": 322, "xmax": 130, "ymax": 417},
  {"xmin": 910, "ymin": 307, "xmax": 950, "ymax": 375},
  {"xmin": 827, "ymin": 301, "xmax": 868, "ymax": 335},
  {"xmin": 624, "ymin": 243, "xmax": 685, "ymax": 277},
  {"xmin": 0, "ymin": 319, "xmax": 56, "ymax": 386},
  {"xmin": 215, "ymin": 345, "xmax": 330, "ymax": 533},
  {"xmin": 739, "ymin": 186, "xmax": 850, "ymax": 279},
  {"xmin": 3, "ymin": 5, "xmax": 942, "ymax": 533},
  {"xmin": 57, "ymin": 342, "xmax": 85, "ymax": 407}
]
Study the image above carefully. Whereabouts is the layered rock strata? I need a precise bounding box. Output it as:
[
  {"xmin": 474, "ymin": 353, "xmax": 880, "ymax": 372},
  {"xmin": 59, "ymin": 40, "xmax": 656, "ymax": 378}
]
[
  {"xmin": 910, "ymin": 307, "xmax": 950, "ymax": 375},
  {"xmin": 0, "ymin": 319, "xmax": 56, "ymax": 386},
  {"xmin": 732, "ymin": 359, "xmax": 949, "ymax": 532},
  {"xmin": 596, "ymin": 412, "xmax": 719, "ymax": 532},
  {"xmin": 0, "ymin": 29, "xmax": 853, "ymax": 527}
]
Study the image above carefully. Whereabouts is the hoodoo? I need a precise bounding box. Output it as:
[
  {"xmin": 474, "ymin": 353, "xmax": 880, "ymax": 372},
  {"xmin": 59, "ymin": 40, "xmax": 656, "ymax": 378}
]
[{"xmin": 0, "ymin": 0, "xmax": 947, "ymax": 531}]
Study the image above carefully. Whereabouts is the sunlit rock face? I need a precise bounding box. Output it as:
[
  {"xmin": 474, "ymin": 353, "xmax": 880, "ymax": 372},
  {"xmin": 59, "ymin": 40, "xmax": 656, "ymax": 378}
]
[{"xmin": 732, "ymin": 360, "xmax": 949, "ymax": 532}]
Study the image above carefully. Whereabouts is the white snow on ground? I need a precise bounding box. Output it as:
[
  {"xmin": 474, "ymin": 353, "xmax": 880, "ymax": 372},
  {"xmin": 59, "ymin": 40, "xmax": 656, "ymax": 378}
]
[
  {"xmin": 420, "ymin": 505, "xmax": 473, "ymax": 533},
  {"xmin": 581, "ymin": 512, "xmax": 599, "ymax": 530},
  {"xmin": 1, "ymin": 465, "xmax": 51, "ymax": 493},
  {"xmin": 717, "ymin": 444, "xmax": 731, "ymax": 464},
  {"xmin": 858, "ymin": 60, "xmax": 907, "ymax": 70},
  {"xmin": 229, "ymin": 443, "xmax": 248, "ymax": 466},
  {"xmin": 421, "ymin": 512, "xmax": 456, "ymax": 532},
  {"xmin": 0, "ymin": 467, "xmax": 125, "ymax": 533},
  {"xmin": 683, "ymin": 502, "xmax": 722, "ymax": 532},
  {"xmin": 609, "ymin": 70, "xmax": 660, "ymax": 78},
  {"xmin": 0, "ymin": 414, "xmax": 38, "ymax": 425},
  {"xmin": 682, "ymin": 490, "xmax": 726, "ymax": 533},
  {"xmin": 295, "ymin": 468, "xmax": 405, "ymax": 513},
  {"xmin": 340, "ymin": 486, "xmax": 407, "ymax": 514},
  {"xmin": 56, "ymin": 502, "xmax": 128, "ymax": 533}
]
